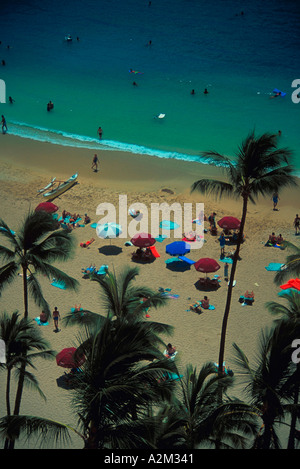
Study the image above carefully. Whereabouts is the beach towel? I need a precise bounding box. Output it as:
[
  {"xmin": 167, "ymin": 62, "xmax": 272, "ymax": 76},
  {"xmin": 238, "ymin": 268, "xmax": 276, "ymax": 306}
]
[
  {"xmin": 219, "ymin": 257, "xmax": 233, "ymax": 264},
  {"xmin": 165, "ymin": 257, "xmax": 180, "ymax": 264},
  {"xmin": 155, "ymin": 234, "xmax": 167, "ymax": 242},
  {"xmin": 265, "ymin": 263, "xmax": 284, "ymax": 271},
  {"xmin": 149, "ymin": 245, "xmax": 160, "ymax": 258},
  {"xmin": 51, "ymin": 280, "xmax": 66, "ymax": 289},
  {"xmin": 35, "ymin": 317, "xmax": 49, "ymax": 326},
  {"xmin": 278, "ymin": 288, "xmax": 300, "ymax": 297},
  {"xmin": 97, "ymin": 265, "xmax": 109, "ymax": 275},
  {"xmin": 90, "ymin": 223, "xmax": 98, "ymax": 229},
  {"xmin": 178, "ymin": 256, "xmax": 195, "ymax": 265},
  {"xmin": 163, "ymin": 293, "xmax": 179, "ymax": 299},
  {"xmin": 160, "ymin": 220, "xmax": 180, "ymax": 230},
  {"xmin": 182, "ymin": 237, "xmax": 196, "ymax": 243}
]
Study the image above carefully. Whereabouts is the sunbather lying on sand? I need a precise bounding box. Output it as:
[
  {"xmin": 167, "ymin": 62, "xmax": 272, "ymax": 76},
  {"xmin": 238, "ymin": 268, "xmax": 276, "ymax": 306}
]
[{"xmin": 80, "ymin": 238, "xmax": 95, "ymax": 248}]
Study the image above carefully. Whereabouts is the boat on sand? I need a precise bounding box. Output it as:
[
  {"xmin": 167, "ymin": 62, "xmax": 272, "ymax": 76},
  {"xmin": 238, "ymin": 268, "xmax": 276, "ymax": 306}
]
[{"xmin": 43, "ymin": 173, "xmax": 78, "ymax": 201}]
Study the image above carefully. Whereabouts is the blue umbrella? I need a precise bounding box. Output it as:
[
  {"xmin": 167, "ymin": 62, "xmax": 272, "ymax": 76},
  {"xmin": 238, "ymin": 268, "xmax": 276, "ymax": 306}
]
[{"xmin": 166, "ymin": 241, "xmax": 190, "ymax": 256}]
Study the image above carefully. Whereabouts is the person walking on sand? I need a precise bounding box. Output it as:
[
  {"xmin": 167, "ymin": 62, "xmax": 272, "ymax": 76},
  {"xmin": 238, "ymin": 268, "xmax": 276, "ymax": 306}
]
[
  {"xmin": 294, "ymin": 214, "xmax": 300, "ymax": 235},
  {"xmin": 218, "ymin": 232, "xmax": 226, "ymax": 257},
  {"xmin": 272, "ymin": 191, "xmax": 279, "ymax": 210},
  {"xmin": 91, "ymin": 153, "xmax": 99, "ymax": 172},
  {"xmin": 1, "ymin": 115, "xmax": 7, "ymax": 133},
  {"xmin": 52, "ymin": 306, "xmax": 60, "ymax": 332}
]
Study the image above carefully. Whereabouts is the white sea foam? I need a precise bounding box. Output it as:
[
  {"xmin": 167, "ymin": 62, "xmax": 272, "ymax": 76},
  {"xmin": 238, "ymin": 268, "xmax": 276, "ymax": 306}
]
[{"xmin": 8, "ymin": 121, "xmax": 219, "ymax": 166}]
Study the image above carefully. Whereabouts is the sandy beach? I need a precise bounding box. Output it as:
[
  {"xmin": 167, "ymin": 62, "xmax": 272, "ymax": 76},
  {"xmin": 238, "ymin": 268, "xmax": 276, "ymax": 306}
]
[{"xmin": 0, "ymin": 134, "xmax": 299, "ymax": 449}]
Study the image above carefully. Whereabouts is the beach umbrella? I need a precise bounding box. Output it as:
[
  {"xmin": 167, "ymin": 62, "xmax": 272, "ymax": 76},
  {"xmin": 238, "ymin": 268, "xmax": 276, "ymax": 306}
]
[
  {"xmin": 194, "ymin": 258, "xmax": 220, "ymax": 274},
  {"xmin": 166, "ymin": 241, "xmax": 190, "ymax": 256},
  {"xmin": 217, "ymin": 216, "xmax": 241, "ymax": 230},
  {"xmin": 280, "ymin": 278, "xmax": 300, "ymax": 291},
  {"xmin": 35, "ymin": 202, "xmax": 58, "ymax": 213},
  {"xmin": 56, "ymin": 347, "xmax": 85, "ymax": 369},
  {"xmin": 131, "ymin": 233, "xmax": 156, "ymax": 247},
  {"xmin": 96, "ymin": 222, "xmax": 122, "ymax": 240}
]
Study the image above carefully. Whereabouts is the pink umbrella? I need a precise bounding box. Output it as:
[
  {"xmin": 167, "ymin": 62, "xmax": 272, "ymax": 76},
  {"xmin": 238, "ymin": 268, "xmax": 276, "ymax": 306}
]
[
  {"xmin": 131, "ymin": 233, "xmax": 156, "ymax": 247},
  {"xmin": 194, "ymin": 258, "xmax": 220, "ymax": 274},
  {"xmin": 56, "ymin": 347, "xmax": 85, "ymax": 369},
  {"xmin": 35, "ymin": 202, "xmax": 59, "ymax": 213},
  {"xmin": 217, "ymin": 216, "xmax": 241, "ymax": 230}
]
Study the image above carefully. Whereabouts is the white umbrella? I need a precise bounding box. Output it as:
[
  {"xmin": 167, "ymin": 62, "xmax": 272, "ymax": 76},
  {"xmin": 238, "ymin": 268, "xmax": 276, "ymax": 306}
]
[{"xmin": 96, "ymin": 222, "xmax": 122, "ymax": 243}]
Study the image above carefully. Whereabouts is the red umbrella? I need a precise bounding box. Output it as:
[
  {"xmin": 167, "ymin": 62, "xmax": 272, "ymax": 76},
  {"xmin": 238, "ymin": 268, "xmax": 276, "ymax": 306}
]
[
  {"xmin": 35, "ymin": 202, "xmax": 59, "ymax": 213},
  {"xmin": 56, "ymin": 347, "xmax": 85, "ymax": 369},
  {"xmin": 194, "ymin": 258, "xmax": 220, "ymax": 274},
  {"xmin": 217, "ymin": 216, "xmax": 241, "ymax": 230},
  {"xmin": 131, "ymin": 233, "xmax": 156, "ymax": 247}
]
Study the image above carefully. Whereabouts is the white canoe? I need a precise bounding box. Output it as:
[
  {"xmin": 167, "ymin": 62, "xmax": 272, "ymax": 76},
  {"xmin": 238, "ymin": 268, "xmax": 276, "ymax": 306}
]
[
  {"xmin": 43, "ymin": 173, "xmax": 78, "ymax": 201},
  {"xmin": 37, "ymin": 177, "xmax": 56, "ymax": 193}
]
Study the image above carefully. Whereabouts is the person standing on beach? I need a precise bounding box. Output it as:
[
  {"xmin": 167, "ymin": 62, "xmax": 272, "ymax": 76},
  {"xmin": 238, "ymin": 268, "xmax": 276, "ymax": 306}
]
[
  {"xmin": 218, "ymin": 232, "xmax": 226, "ymax": 257},
  {"xmin": 91, "ymin": 153, "xmax": 99, "ymax": 172},
  {"xmin": 294, "ymin": 214, "xmax": 300, "ymax": 235},
  {"xmin": 52, "ymin": 306, "xmax": 60, "ymax": 332},
  {"xmin": 272, "ymin": 192, "xmax": 279, "ymax": 210},
  {"xmin": 1, "ymin": 115, "xmax": 7, "ymax": 133}
]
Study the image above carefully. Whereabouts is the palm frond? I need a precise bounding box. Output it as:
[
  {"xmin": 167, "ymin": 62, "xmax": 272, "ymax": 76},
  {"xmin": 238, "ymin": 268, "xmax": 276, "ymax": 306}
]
[
  {"xmin": 0, "ymin": 261, "xmax": 20, "ymax": 295},
  {"xmin": 27, "ymin": 274, "xmax": 51, "ymax": 317},
  {"xmin": 0, "ymin": 219, "xmax": 19, "ymax": 248},
  {"xmin": 0, "ymin": 415, "xmax": 80, "ymax": 448},
  {"xmin": 18, "ymin": 210, "xmax": 58, "ymax": 250},
  {"xmin": 29, "ymin": 229, "xmax": 76, "ymax": 262},
  {"xmin": 191, "ymin": 179, "xmax": 235, "ymax": 199}
]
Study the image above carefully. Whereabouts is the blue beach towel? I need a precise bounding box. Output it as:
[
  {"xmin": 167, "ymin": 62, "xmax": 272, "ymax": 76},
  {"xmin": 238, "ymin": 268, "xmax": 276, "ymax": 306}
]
[
  {"xmin": 155, "ymin": 234, "xmax": 167, "ymax": 242},
  {"xmin": 51, "ymin": 279, "xmax": 66, "ymax": 289},
  {"xmin": 35, "ymin": 317, "xmax": 49, "ymax": 326},
  {"xmin": 178, "ymin": 256, "xmax": 195, "ymax": 265},
  {"xmin": 265, "ymin": 263, "xmax": 284, "ymax": 271},
  {"xmin": 219, "ymin": 257, "xmax": 233, "ymax": 264},
  {"xmin": 278, "ymin": 288, "xmax": 300, "ymax": 297}
]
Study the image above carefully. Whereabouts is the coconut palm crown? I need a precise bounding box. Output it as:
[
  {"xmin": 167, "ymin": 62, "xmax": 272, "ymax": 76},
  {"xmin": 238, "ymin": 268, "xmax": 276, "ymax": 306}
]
[{"xmin": 0, "ymin": 210, "xmax": 78, "ymax": 319}]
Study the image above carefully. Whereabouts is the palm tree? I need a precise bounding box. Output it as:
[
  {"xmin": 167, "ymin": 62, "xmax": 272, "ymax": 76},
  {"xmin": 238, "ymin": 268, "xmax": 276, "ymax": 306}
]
[
  {"xmin": 0, "ymin": 310, "xmax": 55, "ymax": 448},
  {"xmin": 63, "ymin": 266, "xmax": 173, "ymax": 342},
  {"xmin": 232, "ymin": 319, "xmax": 300, "ymax": 449},
  {"xmin": 0, "ymin": 317, "xmax": 177, "ymax": 449},
  {"xmin": 265, "ymin": 293, "xmax": 300, "ymax": 449},
  {"xmin": 191, "ymin": 131, "xmax": 297, "ymax": 377},
  {"xmin": 149, "ymin": 363, "xmax": 258, "ymax": 449},
  {"xmin": 0, "ymin": 210, "xmax": 78, "ymax": 448},
  {"xmin": 0, "ymin": 210, "xmax": 78, "ymax": 319}
]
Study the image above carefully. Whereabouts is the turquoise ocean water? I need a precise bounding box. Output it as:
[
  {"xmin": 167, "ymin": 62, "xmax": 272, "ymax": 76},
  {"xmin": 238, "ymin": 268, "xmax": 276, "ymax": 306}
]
[{"xmin": 0, "ymin": 0, "xmax": 299, "ymax": 172}]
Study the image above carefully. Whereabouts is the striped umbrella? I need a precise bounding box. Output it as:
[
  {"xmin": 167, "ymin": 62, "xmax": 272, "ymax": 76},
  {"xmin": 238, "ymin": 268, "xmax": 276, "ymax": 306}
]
[{"xmin": 96, "ymin": 222, "xmax": 122, "ymax": 243}]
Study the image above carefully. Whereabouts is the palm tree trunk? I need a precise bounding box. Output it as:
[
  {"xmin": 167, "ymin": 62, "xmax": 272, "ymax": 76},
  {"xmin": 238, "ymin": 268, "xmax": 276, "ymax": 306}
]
[
  {"xmin": 22, "ymin": 264, "xmax": 29, "ymax": 319},
  {"xmin": 218, "ymin": 195, "xmax": 248, "ymax": 378},
  {"xmin": 6, "ymin": 368, "xmax": 11, "ymax": 416},
  {"xmin": 6, "ymin": 264, "xmax": 29, "ymax": 449}
]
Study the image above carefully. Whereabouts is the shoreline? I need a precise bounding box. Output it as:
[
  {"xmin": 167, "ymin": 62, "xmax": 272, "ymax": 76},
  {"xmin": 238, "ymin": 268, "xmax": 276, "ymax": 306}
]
[{"xmin": 1, "ymin": 133, "xmax": 299, "ymax": 205}]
